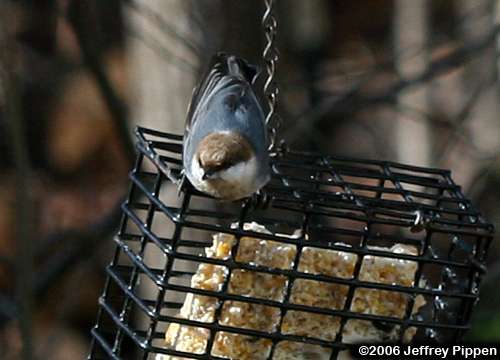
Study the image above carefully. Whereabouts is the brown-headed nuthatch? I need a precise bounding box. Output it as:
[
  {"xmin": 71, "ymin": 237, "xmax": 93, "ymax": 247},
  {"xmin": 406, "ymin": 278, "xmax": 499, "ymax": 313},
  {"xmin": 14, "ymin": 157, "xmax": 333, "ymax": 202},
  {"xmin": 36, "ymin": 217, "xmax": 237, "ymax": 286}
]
[{"xmin": 182, "ymin": 53, "xmax": 270, "ymax": 201}]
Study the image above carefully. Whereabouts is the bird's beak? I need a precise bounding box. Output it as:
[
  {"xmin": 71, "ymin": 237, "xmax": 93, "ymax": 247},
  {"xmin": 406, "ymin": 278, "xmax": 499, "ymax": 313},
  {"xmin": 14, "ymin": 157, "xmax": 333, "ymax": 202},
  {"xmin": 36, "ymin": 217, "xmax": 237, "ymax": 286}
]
[{"xmin": 202, "ymin": 170, "xmax": 214, "ymax": 180}]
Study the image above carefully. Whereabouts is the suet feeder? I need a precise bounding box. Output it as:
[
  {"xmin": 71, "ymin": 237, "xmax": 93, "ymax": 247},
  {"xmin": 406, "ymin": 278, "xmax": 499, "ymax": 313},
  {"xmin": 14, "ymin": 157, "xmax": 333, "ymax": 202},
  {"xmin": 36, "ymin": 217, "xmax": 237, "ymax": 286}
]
[{"xmin": 88, "ymin": 127, "xmax": 493, "ymax": 360}]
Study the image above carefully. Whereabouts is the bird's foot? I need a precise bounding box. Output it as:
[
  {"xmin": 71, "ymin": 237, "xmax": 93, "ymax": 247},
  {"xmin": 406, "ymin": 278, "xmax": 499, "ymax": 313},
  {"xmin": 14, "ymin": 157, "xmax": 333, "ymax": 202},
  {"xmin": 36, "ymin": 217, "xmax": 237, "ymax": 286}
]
[{"xmin": 248, "ymin": 189, "xmax": 271, "ymax": 209}]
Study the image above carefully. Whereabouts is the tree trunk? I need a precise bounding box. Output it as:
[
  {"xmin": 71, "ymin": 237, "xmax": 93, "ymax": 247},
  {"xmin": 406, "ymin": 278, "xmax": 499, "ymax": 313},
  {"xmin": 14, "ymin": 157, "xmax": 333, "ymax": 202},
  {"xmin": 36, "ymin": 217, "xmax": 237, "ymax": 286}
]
[
  {"xmin": 125, "ymin": 0, "xmax": 202, "ymax": 347},
  {"xmin": 393, "ymin": 0, "xmax": 431, "ymax": 167}
]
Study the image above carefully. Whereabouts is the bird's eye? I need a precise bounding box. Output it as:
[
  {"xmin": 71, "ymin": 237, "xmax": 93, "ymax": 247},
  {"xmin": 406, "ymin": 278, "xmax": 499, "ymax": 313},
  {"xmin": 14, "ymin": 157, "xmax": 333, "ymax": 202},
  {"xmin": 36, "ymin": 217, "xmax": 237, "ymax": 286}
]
[{"xmin": 223, "ymin": 94, "xmax": 239, "ymax": 112}]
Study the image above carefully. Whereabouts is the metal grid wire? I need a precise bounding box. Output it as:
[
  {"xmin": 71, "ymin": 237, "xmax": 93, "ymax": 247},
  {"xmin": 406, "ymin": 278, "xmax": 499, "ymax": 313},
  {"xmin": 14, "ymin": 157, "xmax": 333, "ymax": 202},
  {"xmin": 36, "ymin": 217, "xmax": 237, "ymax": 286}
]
[{"xmin": 88, "ymin": 127, "xmax": 493, "ymax": 360}]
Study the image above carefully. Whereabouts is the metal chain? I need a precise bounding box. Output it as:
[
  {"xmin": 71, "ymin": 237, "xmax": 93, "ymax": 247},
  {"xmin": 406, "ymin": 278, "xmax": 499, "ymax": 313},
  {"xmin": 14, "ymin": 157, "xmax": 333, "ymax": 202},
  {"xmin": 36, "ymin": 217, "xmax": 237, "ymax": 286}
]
[{"xmin": 262, "ymin": 0, "xmax": 282, "ymax": 152}]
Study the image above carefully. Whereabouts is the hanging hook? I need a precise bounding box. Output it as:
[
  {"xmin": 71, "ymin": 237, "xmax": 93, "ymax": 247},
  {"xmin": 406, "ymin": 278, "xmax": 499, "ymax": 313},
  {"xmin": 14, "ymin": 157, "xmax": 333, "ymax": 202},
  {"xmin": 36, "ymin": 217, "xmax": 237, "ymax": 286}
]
[{"xmin": 262, "ymin": 0, "xmax": 282, "ymax": 153}]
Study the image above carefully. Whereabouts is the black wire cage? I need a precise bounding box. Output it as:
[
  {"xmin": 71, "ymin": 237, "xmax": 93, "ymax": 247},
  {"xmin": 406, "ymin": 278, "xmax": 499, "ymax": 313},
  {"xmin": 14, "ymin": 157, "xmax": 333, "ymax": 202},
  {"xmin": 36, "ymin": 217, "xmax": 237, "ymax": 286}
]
[{"xmin": 88, "ymin": 126, "xmax": 493, "ymax": 360}]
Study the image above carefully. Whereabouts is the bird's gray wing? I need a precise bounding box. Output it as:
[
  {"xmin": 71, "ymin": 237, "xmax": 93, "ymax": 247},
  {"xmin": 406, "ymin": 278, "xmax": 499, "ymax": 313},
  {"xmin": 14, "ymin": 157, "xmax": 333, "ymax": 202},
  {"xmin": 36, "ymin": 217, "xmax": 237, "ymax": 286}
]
[
  {"xmin": 184, "ymin": 56, "xmax": 225, "ymax": 145},
  {"xmin": 184, "ymin": 53, "xmax": 260, "ymax": 136},
  {"xmin": 184, "ymin": 85, "xmax": 198, "ymax": 138}
]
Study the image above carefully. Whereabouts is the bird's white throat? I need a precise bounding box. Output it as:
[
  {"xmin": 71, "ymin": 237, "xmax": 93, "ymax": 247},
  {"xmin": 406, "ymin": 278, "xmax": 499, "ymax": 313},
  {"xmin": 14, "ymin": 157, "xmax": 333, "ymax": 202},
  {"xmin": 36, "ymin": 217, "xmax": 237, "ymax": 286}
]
[{"xmin": 190, "ymin": 156, "xmax": 260, "ymax": 200}]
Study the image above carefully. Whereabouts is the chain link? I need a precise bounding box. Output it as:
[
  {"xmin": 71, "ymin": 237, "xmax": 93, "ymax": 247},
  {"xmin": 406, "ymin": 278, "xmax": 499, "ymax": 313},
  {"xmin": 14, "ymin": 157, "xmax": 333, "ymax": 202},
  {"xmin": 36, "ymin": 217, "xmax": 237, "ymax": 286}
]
[{"xmin": 262, "ymin": 0, "xmax": 282, "ymax": 152}]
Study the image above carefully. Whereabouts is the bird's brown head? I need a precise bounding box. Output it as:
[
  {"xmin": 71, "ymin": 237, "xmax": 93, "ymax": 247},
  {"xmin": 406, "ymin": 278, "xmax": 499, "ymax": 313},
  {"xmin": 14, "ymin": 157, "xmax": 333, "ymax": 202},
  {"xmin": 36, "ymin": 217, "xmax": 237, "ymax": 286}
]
[{"xmin": 196, "ymin": 132, "xmax": 254, "ymax": 180}]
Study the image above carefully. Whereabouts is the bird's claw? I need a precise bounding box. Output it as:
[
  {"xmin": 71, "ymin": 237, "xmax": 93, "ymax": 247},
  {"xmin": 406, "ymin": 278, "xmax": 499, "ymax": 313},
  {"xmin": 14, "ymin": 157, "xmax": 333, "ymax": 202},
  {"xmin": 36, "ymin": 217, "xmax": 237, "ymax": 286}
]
[{"xmin": 248, "ymin": 189, "xmax": 271, "ymax": 209}]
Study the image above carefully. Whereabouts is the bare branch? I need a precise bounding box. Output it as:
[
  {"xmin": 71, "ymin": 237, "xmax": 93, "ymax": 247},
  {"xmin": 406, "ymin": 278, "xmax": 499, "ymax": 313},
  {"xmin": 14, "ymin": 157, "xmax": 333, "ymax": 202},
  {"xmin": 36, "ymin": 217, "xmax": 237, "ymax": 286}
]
[{"xmin": 285, "ymin": 24, "xmax": 500, "ymax": 143}]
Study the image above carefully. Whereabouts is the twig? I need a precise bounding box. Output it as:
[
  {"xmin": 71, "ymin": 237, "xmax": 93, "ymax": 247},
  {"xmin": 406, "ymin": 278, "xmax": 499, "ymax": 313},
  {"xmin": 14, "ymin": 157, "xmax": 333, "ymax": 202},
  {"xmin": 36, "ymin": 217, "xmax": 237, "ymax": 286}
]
[
  {"xmin": 436, "ymin": 79, "xmax": 493, "ymax": 163},
  {"xmin": 125, "ymin": 23, "xmax": 198, "ymax": 73},
  {"xmin": 0, "ymin": 198, "xmax": 123, "ymax": 328},
  {"xmin": 33, "ymin": 204, "xmax": 122, "ymax": 298},
  {"xmin": 465, "ymin": 158, "xmax": 499, "ymax": 198}
]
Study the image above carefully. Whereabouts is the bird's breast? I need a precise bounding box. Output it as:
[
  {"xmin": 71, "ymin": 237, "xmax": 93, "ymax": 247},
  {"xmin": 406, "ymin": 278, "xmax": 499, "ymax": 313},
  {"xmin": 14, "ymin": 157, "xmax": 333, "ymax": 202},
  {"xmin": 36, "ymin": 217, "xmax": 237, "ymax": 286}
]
[{"xmin": 189, "ymin": 155, "xmax": 266, "ymax": 201}]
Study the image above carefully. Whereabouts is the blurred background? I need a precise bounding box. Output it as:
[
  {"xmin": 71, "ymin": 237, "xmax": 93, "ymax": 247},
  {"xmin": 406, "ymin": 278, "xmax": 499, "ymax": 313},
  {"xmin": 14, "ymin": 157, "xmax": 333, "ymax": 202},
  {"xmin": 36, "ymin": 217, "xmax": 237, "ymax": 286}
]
[{"xmin": 0, "ymin": 0, "xmax": 499, "ymax": 358}]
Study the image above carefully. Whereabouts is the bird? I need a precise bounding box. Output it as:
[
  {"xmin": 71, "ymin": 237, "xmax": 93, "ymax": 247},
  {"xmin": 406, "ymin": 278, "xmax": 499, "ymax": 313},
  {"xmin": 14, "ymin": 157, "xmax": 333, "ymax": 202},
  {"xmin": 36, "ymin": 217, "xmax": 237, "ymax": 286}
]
[{"xmin": 182, "ymin": 52, "xmax": 270, "ymax": 201}]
